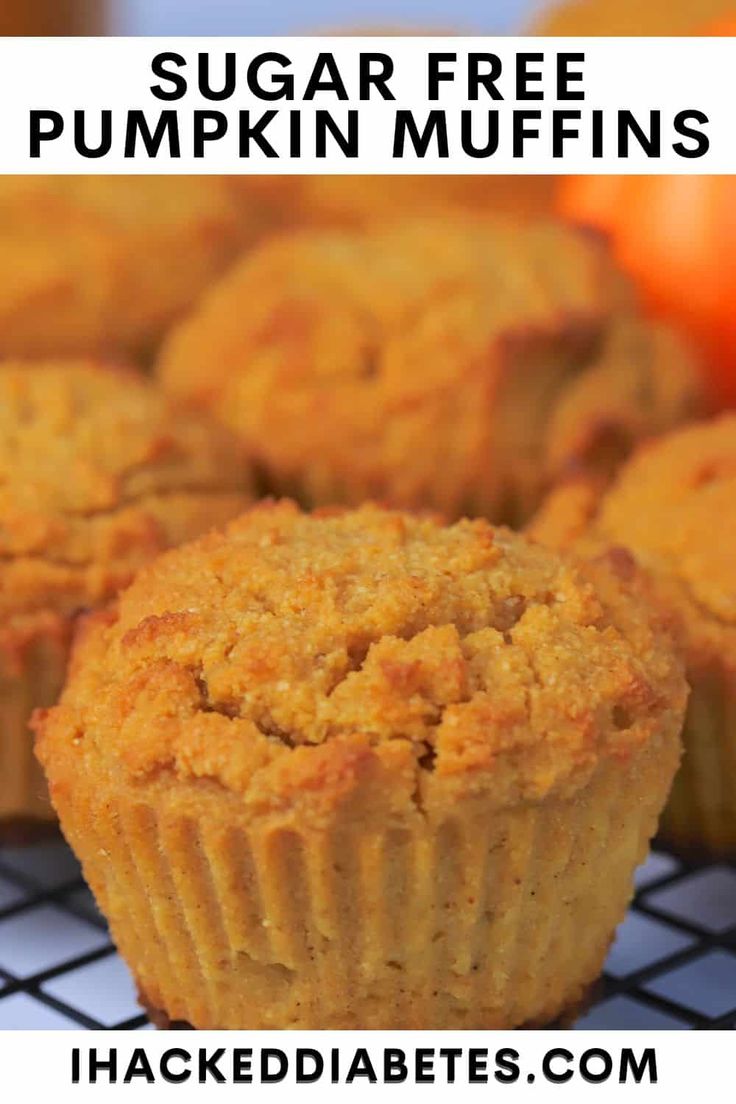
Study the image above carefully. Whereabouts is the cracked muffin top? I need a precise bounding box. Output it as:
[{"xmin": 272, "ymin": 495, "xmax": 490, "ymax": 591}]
[
  {"xmin": 528, "ymin": 416, "xmax": 736, "ymax": 669},
  {"xmin": 0, "ymin": 361, "xmax": 249, "ymax": 646},
  {"xmin": 36, "ymin": 501, "xmax": 687, "ymax": 823},
  {"xmin": 157, "ymin": 213, "xmax": 701, "ymax": 525},
  {"xmin": 0, "ymin": 176, "xmax": 257, "ymax": 362}
]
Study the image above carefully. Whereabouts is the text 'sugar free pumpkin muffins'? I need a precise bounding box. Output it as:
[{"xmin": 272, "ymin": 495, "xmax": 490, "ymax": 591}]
[
  {"xmin": 530, "ymin": 415, "xmax": 736, "ymax": 858},
  {"xmin": 0, "ymin": 176, "xmax": 260, "ymax": 364},
  {"xmin": 0, "ymin": 361, "xmax": 249, "ymax": 833},
  {"xmin": 157, "ymin": 214, "xmax": 701, "ymax": 526},
  {"xmin": 37, "ymin": 502, "xmax": 686, "ymax": 1029}
]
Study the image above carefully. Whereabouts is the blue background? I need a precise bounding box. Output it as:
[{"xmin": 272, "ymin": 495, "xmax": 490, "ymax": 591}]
[{"xmin": 112, "ymin": 0, "xmax": 541, "ymax": 35}]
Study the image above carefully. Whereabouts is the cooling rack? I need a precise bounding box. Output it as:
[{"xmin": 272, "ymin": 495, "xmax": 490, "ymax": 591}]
[{"xmin": 0, "ymin": 839, "xmax": 734, "ymax": 1030}]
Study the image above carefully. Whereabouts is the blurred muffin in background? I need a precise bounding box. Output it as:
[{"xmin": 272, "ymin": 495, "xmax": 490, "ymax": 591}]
[
  {"xmin": 0, "ymin": 176, "xmax": 263, "ymax": 364},
  {"xmin": 36, "ymin": 501, "xmax": 686, "ymax": 1029},
  {"xmin": 0, "ymin": 361, "xmax": 250, "ymax": 836},
  {"xmin": 529, "ymin": 415, "xmax": 736, "ymax": 858},
  {"xmin": 158, "ymin": 213, "xmax": 702, "ymax": 525},
  {"xmin": 528, "ymin": 0, "xmax": 735, "ymax": 34},
  {"xmin": 236, "ymin": 175, "xmax": 555, "ymax": 231},
  {"xmin": 0, "ymin": 0, "xmax": 103, "ymax": 34}
]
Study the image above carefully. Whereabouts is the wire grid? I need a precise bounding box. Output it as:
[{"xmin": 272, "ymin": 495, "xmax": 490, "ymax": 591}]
[{"xmin": 0, "ymin": 839, "xmax": 734, "ymax": 1030}]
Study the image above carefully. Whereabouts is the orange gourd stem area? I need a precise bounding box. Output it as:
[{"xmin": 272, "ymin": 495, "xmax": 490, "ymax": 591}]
[{"xmin": 555, "ymin": 21, "xmax": 736, "ymax": 410}]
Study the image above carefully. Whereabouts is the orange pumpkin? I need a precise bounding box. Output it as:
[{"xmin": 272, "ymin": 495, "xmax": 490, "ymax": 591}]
[
  {"xmin": 557, "ymin": 19, "xmax": 736, "ymax": 407},
  {"xmin": 528, "ymin": 0, "xmax": 736, "ymax": 35},
  {"xmin": 558, "ymin": 175, "xmax": 736, "ymax": 406}
]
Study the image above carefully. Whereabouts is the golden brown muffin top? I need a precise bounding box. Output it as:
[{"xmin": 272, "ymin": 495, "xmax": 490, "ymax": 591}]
[
  {"xmin": 0, "ymin": 362, "xmax": 248, "ymax": 647},
  {"xmin": 0, "ymin": 176, "xmax": 255, "ymax": 362},
  {"xmin": 529, "ymin": 416, "xmax": 736, "ymax": 669},
  {"xmin": 37, "ymin": 501, "xmax": 686, "ymax": 822},
  {"xmin": 158, "ymin": 213, "xmax": 700, "ymax": 524}
]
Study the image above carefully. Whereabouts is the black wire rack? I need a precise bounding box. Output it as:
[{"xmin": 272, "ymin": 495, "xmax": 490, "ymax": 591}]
[{"xmin": 0, "ymin": 839, "xmax": 734, "ymax": 1030}]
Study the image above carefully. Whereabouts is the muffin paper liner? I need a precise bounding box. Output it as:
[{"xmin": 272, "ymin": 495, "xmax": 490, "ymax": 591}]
[
  {"xmin": 0, "ymin": 631, "xmax": 68, "ymax": 831},
  {"xmin": 661, "ymin": 664, "xmax": 736, "ymax": 859},
  {"xmin": 53, "ymin": 742, "xmax": 673, "ymax": 1029}
]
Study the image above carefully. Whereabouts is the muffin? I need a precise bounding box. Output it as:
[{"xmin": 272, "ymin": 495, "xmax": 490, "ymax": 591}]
[
  {"xmin": 36, "ymin": 501, "xmax": 686, "ymax": 1029},
  {"xmin": 528, "ymin": 0, "xmax": 735, "ymax": 34},
  {"xmin": 157, "ymin": 214, "xmax": 701, "ymax": 526},
  {"xmin": 0, "ymin": 361, "xmax": 249, "ymax": 833},
  {"xmin": 0, "ymin": 176, "xmax": 260, "ymax": 364},
  {"xmin": 0, "ymin": 2, "xmax": 104, "ymax": 33},
  {"xmin": 529, "ymin": 416, "xmax": 736, "ymax": 857},
  {"xmin": 238, "ymin": 175, "xmax": 555, "ymax": 231}
]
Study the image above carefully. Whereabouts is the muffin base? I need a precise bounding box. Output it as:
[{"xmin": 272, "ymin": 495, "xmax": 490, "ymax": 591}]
[
  {"xmin": 137, "ymin": 981, "xmax": 598, "ymax": 1031},
  {"xmin": 659, "ymin": 664, "xmax": 736, "ymax": 860},
  {"xmin": 1, "ymin": 624, "xmax": 70, "ymax": 832},
  {"xmin": 45, "ymin": 725, "xmax": 677, "ymax": 1030}
]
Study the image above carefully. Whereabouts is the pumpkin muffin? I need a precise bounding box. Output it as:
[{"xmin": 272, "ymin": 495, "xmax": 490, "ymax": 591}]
[
  {"xmin": 157, "ymin": 214, "xmax": 701, "ymax": 526},
  {"xmin": 0, "ymin": 361, "xmax": 249, "ymax": 834},
  {"xmin": 529, "ymin": 415, "xmax": 736, "ymax": 857},
  {"xmin": 36, "ymin": 501, "xmax": 686, "ymax": 1029},
  {"xmin": 0, "ymin": 176, "xmax": 260, "ymax": 364},
  {"xmin": 237, "ymin": 175, "xmax": 555, "ymax": 231}
]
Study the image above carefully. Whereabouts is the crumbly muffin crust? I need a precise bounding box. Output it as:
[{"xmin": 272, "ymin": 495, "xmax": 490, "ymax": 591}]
[
  {"xmin": 38, "ymin": 501, "xmax": 686, "ymax": 819},
  {"xmin": 0, "ymin": 361, "xmax": 248, "ymax": 645},
  {"xmin": 528, "ymin": 416, "xmax": 736, "ymax": 856},
  {"xmin": 530, "ymin": 416, "xmax": 736, "ymax": 670},
  {"xmin": 157, "ymin": 214, "xmax": 700, "ymax": 524},
  {"xmin": 0, "ymin": 176, "xmax": 256, "ymax": 362}
]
